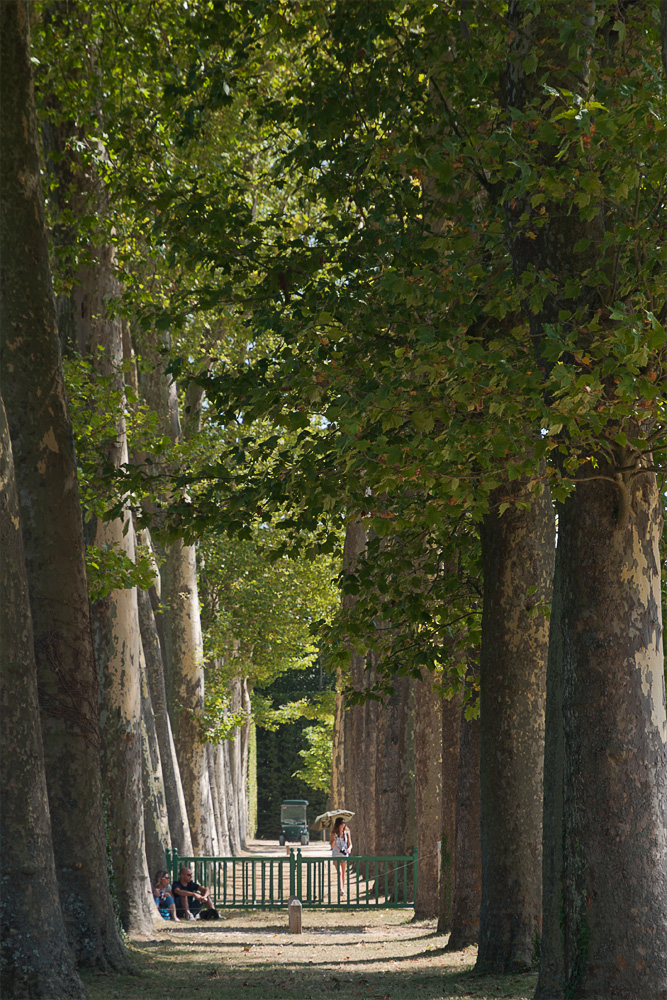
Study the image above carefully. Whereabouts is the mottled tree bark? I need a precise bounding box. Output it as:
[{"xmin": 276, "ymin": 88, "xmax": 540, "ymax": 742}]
[
  {"xmin": 214, "ymin": 743, "xmax": 232, "ymax": 856},
  {"xmin": 502, "ymin": 7, "xmax": 667, "ymax": 993},
  {"xmin": 138, "ymin": 586, "xmax": 193, "ymax": 855},
  {"xmin": 207, "ymin": 744, "xmax": 224, "ymax": 855},
  {"xmin": 0, "ymin": 0, "xmax": 128, "ymax": 969},
  {"xmin": 0, "ymin": 394, "xmax": 85, "ymax": 999},
  {"xmin": 476, "ymin": 482, "xmax": 554, "ymax": 972},
  {"xmin": 413, "ymin": 672, "xmax": 443, "ymax": 918},
  {"xmin": 140, "ymin": 654, "xmax": 170, "ymax": 878},
  {"xmin": 223, "ymin": 731, "xmax": 242, "ymax": 856},
  {"xmin": 90, "ymin": 518, "xmax": 154, "ymax": 933},
  {"xmin": 537, "ymin": 468, "xmax": 667, "ymax": 998},
  {"xmin": 447, "ymin": 692, "xmax": 481, "ymax": 951},
  {"xmin": 161, "ymin": 537, "xmax": 215, "ymax": 854},
  {"xmin": 138, "ymin": 337, "xmax": 214, "ymax": 854},
  {"xmin": 71, "ymin": 251, "xmax": 154, "ymax": 935}
]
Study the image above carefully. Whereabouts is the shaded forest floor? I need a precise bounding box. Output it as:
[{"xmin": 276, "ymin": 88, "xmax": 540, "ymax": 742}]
[{"xmin": 81, "ymin": 909, "xmax": 537, "ymax": 1000}]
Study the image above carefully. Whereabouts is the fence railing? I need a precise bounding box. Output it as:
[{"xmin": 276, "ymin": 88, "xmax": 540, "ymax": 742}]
[{"xmin": 166, "ymin": 848, "xmax": 417, "ymax": 909}]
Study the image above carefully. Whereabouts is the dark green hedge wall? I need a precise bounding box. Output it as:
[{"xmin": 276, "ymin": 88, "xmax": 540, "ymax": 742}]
[{"xmin": 255, "ymin": 664, "xmax": 330, "ymax": 840}]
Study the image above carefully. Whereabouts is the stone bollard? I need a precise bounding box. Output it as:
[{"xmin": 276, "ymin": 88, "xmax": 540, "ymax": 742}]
[{"xmin": 288, "ymin": 897, "xmax": 302, "ymax": 934}]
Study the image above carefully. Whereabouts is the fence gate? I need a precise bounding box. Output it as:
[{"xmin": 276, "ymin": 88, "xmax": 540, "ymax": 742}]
[{"xmin": 166, "ymin": 848, "xmax": 418, "ymax": 909}]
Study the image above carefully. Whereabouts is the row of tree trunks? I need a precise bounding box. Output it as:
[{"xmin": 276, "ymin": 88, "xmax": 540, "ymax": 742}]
[
  {"xmin": 139, "ymin": 585, "xmax": 193, "ymax": 857},
  {"xmin": 0, "ymin": 0, "xmax": 129, "ymax": 971},
  {"xmin": 333, "ymin": 523, "xmax": 414, "ymax": 869},
  {"xmin": 137, "ymin": 330, "xmax": 216, "ymax": 856}
]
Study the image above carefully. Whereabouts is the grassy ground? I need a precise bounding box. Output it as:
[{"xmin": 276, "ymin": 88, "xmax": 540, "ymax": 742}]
[{"xmin": 80, "ymin": 909, "xmax": 537, "ymax": 1000}]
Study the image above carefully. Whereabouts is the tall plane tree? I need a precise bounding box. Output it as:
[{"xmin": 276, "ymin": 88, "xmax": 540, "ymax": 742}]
[
  {"xmin": 0, "ymin": 0, "xmax": 128, "ymax": 971},
  {"xmin": 499, "ymin": 3, "xmax": 667, "ymax": 995}
]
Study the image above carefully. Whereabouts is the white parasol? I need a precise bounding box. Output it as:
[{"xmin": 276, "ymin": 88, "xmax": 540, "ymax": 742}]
[{"xmin": 311, "ymin": 809, "xmax": 355, "ymax": 831}]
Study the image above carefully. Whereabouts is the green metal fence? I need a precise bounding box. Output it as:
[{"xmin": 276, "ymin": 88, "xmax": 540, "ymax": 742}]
[{"xmin": 166, "ymin": 848, "xmax": 417, "ymax": 909}]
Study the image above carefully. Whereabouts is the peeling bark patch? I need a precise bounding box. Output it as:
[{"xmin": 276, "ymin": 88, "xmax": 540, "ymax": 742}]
[{"xmin": 39, "ymin": 426, "xmax": 60, "ymax": 454}]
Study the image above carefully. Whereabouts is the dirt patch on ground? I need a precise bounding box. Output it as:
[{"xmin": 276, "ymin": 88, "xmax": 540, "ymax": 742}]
[{"xmin": 81, "ymin": 909, "xmax": 537, "ymax": 1000}]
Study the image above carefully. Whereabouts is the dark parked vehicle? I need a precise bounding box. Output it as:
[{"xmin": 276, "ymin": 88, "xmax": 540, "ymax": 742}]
[{"xmin": 279, "ymin": 799, "xmax": 309, "ymax": 846}]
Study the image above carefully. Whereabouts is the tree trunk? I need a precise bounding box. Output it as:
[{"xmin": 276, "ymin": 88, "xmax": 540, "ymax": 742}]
[
  {"xmin": 214, "ymin": 743, "xmax": 232, "ymax": 856},
  {"xmin": 413, "ymin": 671, "xmax": 443, "ymax": 918},
  {"xmin": 331, "ymin": 521, "xmax": 382, "ymax": 856},
  {"xmin": 0, "ymin": 0, "xmax": 128, "ymax": 969},
  {"xmin": 0, "ymin": 394, "xmax": 85, "ymax": 1000},
  {"xmin": 331, "ymin": 673, "xmax": 347, "ymax": 810},
  {"xmin": 537, "ymin": 468, "xmax": 667, "ymax": 998},
  {"xmin": 437, "ymin": 690, "xmax": 463, "ymax": 933},
  {"xmin": 376, "ymin": 676, "xmax": 411, "ymax": 867},
  {"xmin": 228, "ymin": 677, "xmax": 250, "ymax": 848},
  {"xmin": 137, "ymin": 331, "xmax": 214, "ymax": 854},
  {"xmin": 224, "ymin": 730, "xmax": 243, "ymax": 856},
  {"xmin": 447, "ymin": 692, "xmax": 481, "ymax": 951},
  {"xmin": 207, "ymin": 743, "xmax": 224, "ymax": 855},
  {"xmin": 90, "ymin": 518, "xmax": 155, "ymax": 933},
  {"xmin": 239, "ymin": 679, "xmax": 253, "ymax": 845},
  {"xmin": 161, "ymin": 538, "xmax": 215, "ymax": 854},
  {"xmin": 71, "ymin": 253, "xmax": 154, "ymax": 935},
  {"xmin": 476, "ymin": 481, "xmax": 554, "ymax": 972},
  {"xmin": 140, "ymin": 655, "xmax": 170, "ymax": 878},
  {"xmin": 138, "ymin": 586, "xmax": 193, "ymax": 856}
]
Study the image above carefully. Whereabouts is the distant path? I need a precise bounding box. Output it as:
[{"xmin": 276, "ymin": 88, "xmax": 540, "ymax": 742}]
[{"xmin": 241, "ymin": 837, "xmax": 331, "ymax": 858}]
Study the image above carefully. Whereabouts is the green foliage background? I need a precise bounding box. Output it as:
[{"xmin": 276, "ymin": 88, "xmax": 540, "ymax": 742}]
[{"xmin": 255, "ymin": 664, "xmax": 331, "ymax": 839}]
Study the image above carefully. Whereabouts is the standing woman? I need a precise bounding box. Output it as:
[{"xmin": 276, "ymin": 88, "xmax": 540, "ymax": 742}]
[{"xmin": 330, "ymin": 817, "xmax": 352, "ymax": 896}]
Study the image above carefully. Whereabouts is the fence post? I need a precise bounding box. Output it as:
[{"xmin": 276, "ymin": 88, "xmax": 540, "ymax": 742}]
[
  {"xmin": 171, "ymin": 846, "xmax": 180, "ymax": 884},
  {"xmin": 288, "ymin": 897, "xmax": 302, "ymax": 933},
  {"xmin": 413, "ymin": 848, "xmax": 418, "ymax": 905},
  {"xmin": 296, "ymin": 849, "xmax": 303, "ymax": 901},
  {"xmin": 289, "ymin": 849, "xmax": 296, "ymax": 898}
]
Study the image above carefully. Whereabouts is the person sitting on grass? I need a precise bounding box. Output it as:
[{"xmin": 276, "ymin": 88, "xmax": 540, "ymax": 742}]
[
  {"xmin": 172, "ymin": 866, "xmax": 215, "ymax": 919},
  {"xmin": 152, "ymin": 870, "xmax": 179, "ymax": 922}
]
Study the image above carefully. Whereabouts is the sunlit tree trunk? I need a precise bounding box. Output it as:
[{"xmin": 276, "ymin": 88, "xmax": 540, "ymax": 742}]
[
  {"xmin": 215, "ymin": 743, "xmax": 232, "ymax": 856},
  {"xmin": 537, "ymin": 466, "xmax": 667, "ymax": 998},
  {"xmin": 223, "ymin": 730, "xmax": 242, "ymax": 856},
  {"xmin": 140, "ymin": 654, "xmax": 170, "ymax": 878},
  {"xmin": 476, "ymin": 482, "xmax": 554, "ymax": 972},
  {"xmin": 503, "ymin": 7, "xmax": 667, "ymax": 993},
  {"xmin": 70, "ymin": 246, "xmax": 154, "ymax": 935},
  {"xmin": 0, "ymin": 0, "xmax": 128, "ymax": 969},
  {"xmin": 0, "ymin": 394, "xmax": 85, "ymax": 1000},
  {"xmin": 227, "ymin": 677, "xmax": 250, "ymax": 847},
  {"xmin": 240, "ymin": 678, "xmax": 253, "ymax": 844},
  {"xmin": 207, "ymin": 743, "xmax": 224, "ymax": 854},
  {"xmin": 138, "ymin": 585, "xmax": 193, "ymax": 856},
  {"xmin": 138, "ymin": 335, "xmax": 214, "ymax": 854}
]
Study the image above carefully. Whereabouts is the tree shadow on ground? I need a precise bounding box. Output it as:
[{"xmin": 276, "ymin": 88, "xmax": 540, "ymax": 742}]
[{"xmin": 82, "ymin": 944, "xmax": 537, "ymax": 1000}]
